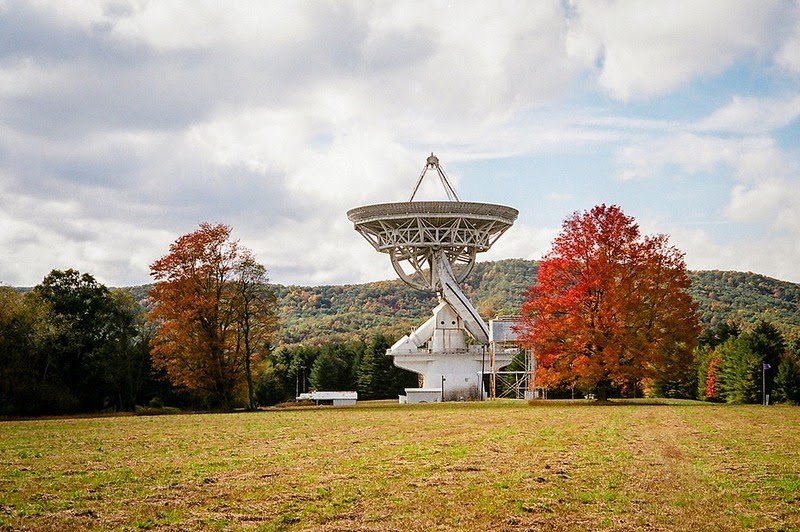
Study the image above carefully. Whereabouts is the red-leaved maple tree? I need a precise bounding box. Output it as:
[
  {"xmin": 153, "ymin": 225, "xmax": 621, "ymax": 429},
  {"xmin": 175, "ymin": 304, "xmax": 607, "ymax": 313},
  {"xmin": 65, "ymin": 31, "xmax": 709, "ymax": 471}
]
[
  {"xmin": 518, "ymin": 205, "xmax": 700, "ymax": 400},
  {"xmin": 148, "ymin": 223, "xmax": 277, "ymax": 408}
]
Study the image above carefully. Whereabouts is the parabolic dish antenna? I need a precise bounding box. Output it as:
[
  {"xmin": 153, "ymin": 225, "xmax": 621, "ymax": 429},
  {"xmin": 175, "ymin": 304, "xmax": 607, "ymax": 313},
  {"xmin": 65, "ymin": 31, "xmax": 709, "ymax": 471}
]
[
  {"xmin": 347, "ymin": 153, "xmax": 519, "ymax": 401},
  {"xmin": 347, "ymin": 155, "xmax": 518, "ymax": 291}
]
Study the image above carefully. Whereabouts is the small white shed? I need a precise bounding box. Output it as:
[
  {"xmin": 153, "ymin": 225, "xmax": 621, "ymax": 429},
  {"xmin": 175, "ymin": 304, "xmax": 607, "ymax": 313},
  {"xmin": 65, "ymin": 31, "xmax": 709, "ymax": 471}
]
[
  {"xmin": 399, "ymin": 388, "xmax": 442, "ymax": 404},
  {"xmin": 297, "ymin": 391, "xmax": 357, "ymax": 406}
]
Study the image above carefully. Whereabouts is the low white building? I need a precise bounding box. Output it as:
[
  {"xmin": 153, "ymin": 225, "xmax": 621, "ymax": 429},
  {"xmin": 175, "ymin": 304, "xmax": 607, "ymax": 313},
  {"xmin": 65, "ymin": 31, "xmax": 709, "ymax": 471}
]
[
  {"xmin": 296, "ymin": 391, "xmax": 357, "ymax": 406},
  {"xmin": 398, "ymin": 388, "xmax": 442, "ymax": 404}
]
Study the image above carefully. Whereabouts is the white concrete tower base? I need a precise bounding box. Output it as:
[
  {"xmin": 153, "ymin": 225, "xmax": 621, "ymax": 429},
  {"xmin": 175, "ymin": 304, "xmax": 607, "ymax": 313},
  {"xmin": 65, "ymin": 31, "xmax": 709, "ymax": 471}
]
[
  {"xmin": 389, "ymin": 299, "xmax": 513, "ymax": 403},
  {"xmin": 392, "ymin": 348, "xmax": 512, "ymax": 401}
]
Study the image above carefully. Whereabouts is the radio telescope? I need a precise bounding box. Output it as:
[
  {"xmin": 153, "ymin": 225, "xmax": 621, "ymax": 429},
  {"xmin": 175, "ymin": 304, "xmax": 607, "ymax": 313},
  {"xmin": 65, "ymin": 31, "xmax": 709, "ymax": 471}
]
[{"xmin": 347, "ymin": 154, "xmax": 518, "ymax": 401}]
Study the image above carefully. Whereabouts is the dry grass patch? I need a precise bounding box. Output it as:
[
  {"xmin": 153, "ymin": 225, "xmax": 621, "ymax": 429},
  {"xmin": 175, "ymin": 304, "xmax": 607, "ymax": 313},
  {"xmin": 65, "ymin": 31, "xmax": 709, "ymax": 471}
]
[{"xmin": 1, "ymin": 400, "xmax": 798, "ymax": 530}]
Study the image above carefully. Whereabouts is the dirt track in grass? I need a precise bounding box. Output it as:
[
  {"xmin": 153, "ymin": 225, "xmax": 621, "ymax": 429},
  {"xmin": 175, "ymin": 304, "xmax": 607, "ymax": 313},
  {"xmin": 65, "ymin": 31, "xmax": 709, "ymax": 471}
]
[{"xmin": 1, "ymin": 400, "xmax": 799, "ymax": 530}]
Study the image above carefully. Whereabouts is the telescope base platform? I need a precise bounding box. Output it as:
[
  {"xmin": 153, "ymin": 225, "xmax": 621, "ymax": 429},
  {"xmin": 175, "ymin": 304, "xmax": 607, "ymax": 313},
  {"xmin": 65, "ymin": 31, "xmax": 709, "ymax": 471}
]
[{"xmin": 391, "ymin": 349, "xmax": 513, "ymax": 401}]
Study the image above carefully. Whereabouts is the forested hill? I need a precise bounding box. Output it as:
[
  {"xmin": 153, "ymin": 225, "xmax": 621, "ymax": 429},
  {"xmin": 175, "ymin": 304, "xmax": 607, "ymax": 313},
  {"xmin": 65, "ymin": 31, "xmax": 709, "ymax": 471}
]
[
  {"xmin": 689, "ymin": 270, "xmax": 800, "ymax": 330},
  {"xmin": 123, "ymin": 259, "xmax": 800, "ymax": 346}
]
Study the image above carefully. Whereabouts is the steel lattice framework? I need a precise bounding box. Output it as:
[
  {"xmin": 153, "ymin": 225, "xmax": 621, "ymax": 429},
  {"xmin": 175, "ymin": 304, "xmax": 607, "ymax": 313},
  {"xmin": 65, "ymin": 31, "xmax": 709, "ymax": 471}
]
[{"xmin": 347, "ymin": 201, "xmax": 518, "ymax": 290}]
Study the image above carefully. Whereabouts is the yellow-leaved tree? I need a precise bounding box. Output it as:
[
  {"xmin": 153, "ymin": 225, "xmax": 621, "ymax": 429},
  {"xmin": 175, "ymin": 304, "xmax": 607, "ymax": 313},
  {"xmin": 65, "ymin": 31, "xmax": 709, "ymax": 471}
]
[{"xmin": 148, "ymin": 223, "xmax": 277, "ymax": 409}]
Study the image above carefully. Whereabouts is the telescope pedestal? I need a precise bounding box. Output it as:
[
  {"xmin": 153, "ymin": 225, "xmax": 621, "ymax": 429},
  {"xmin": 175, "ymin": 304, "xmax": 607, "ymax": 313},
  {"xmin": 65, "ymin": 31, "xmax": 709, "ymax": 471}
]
[
  {"xmin": 393, "ymin": 349, "xmax": 514, "ymax": 401},
  {"xmin": 389, "ymin": 299, "xmax": 513, "ymax": 402}
]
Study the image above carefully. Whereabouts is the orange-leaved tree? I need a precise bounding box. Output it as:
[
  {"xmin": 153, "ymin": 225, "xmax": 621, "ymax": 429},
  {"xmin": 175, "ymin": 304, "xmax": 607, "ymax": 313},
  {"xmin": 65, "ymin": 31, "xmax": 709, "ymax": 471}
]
[
  {"xmin": 518, "ymin": 205, "xmax": 700, "ymax": 400},
  {"xmin": 148, "ymin": 223, "xmax": 277, "ymax": 409}
]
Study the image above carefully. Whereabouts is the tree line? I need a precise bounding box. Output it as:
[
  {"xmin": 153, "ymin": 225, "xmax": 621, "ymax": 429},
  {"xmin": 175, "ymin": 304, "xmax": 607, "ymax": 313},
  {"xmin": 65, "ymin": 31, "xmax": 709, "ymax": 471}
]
[
  {"xmin": 697, "ymin": 321, "xmax": 800, "ymax": 404},
  {"xmin": 0, "ymin": 270, "xmax": 165, "ymax": 415},
  {"xmin": 248, "ymin": 260, "xmax": 800, "ymax": 348},
  {"xmin": 0, "ymin": 272, "xmax": 417, "ymax": 415},
  {"xmin": 3, "ymin": 215, "xmax": 799, "ymax": 415},
  {"xmin": 0, "ymin": 223, "xmax": 418, "ymax": 415},
  {"xmin": 254, "ymin": 335, "xmax": 417, "ymax": 406}
]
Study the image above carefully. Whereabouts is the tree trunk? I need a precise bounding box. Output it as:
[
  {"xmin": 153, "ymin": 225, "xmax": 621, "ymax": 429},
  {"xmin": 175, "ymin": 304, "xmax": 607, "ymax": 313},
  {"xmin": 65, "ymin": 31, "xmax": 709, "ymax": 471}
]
[
  {"xmin": 595, "ymin": 378, "xmax": 611, "ymax": 403},
  {"xmin": 245, "ymin": 353, "xmax": 254, "ymax": 410},
  {"xmin": 596, "ymin": 384, "xmax": 609, "ymax": 402}
]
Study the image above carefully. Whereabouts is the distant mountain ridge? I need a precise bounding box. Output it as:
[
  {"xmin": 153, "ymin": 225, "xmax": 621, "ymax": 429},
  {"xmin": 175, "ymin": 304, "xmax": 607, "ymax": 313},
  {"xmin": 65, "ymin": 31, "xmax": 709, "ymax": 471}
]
[{"xmin": 123, "ymin": 259, "xmax": 800, "ymax": 346}]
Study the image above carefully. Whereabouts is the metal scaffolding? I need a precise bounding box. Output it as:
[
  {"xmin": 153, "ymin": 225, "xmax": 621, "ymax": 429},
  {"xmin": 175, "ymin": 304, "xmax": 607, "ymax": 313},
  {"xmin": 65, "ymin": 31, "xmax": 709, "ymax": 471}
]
[{"xmin": 485, "ymin": 316, "xmax": 537, "ymax": 400}]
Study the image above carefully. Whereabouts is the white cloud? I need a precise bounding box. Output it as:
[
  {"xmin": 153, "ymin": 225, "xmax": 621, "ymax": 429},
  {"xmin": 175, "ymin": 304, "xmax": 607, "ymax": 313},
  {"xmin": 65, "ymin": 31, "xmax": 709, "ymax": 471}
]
[
  {"xmin": 617, "ymin": 131, "xmax": 800, "ymax": 282},
  {"xmin": 483, "ymin": 223, "xmax": 556, "ymax": 263},
  {"xmin": 615, "ymin": 134, "xmax": 787, "ymax": 182},
  {"xmin": 546, "ymin": 192, "xmax": 574, "ymax": 202},
  {"xmin": 0, "ymin": 175, "xmax": 175, "ymax": 287},
  {"xmin": 776, "ymin": 6, "xmax": 800, "ymax": 72},
  {"xmin": 648, "ymin": 223, "xmax": 800, "ymax": 283},
  {"xmin": 566, "ymin": 0, "xmax": 790, "ymax": 100},
  {"xmin": 698, "ymin": 94, "xmax": 800, "ymax": 134},
  {"xmin": 24, "ymin": 0, "xmax": 317, "ymax": 51},
  {"xmin": 2, "ymin": 1, "xmax": 800, "ymax": 289},
  {"xmin": 0, "ymin": 0, "xmax": 587, "ymax": 287},
  {"xmin": 727, "ymin": 178, "xmax": 800, "ymax": 233}
]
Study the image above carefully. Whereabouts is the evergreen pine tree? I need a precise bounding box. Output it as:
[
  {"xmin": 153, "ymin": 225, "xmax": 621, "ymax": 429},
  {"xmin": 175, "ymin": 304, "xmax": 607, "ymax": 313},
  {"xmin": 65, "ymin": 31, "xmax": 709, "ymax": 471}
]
[
  {"xmin": 357, "ymin": 334, "xmax": 393, "ymax": 399},
  {"xmin": 742, "ymin": 321, "xmax": 785, "ymax": 398},
  {"xmin": 309, "ymin": 345, "xmax": 349, "ymax": 391},
  {"xmin": 774, "ymin": 341, "xmax": 800, "ymax": 404},
  {"xmin": 718, "ymin": 337, "xmax": 761, "ymax": 404}
]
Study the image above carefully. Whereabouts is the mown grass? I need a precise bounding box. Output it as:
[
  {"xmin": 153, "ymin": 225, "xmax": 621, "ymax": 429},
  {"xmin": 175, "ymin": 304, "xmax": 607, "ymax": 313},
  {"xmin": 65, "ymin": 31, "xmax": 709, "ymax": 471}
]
[{"xmin": 1, "ymin": 400, "xmax": 798, "ymax": 530}]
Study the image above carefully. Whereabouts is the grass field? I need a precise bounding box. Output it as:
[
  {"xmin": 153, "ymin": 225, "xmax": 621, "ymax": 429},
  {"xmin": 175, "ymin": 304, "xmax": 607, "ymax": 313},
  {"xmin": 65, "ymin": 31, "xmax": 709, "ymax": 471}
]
[{"xmin": 1, "ymin": 400, "xmax": 799, "ymax": 530}]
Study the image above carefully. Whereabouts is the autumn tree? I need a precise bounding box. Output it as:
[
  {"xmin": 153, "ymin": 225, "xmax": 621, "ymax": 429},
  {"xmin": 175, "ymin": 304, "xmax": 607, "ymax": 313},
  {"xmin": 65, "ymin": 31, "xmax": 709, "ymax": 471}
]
[
  {"xmin": 148, "ymin": 223, "xmax": 277, "ymax": 409},
  {"xmin": 518, "ymin": 204, "xmax": 700, "ymax": 401},
  {"xmin": 704, "ymin": 353, "xmax": 723, "ymax": 401},
  {"xmin": 232, "ymin": 253, "xmax": 278, "ymax": 409}
]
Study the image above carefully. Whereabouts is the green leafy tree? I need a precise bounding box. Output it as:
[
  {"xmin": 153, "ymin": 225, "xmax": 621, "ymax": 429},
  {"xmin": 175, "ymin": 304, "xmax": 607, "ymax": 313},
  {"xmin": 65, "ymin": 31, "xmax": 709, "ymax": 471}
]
[
  {"xmin": 232, "ymin": 253, "xmax": 278, "ymax": 409},
  {"xmin": 253, "ymin": 358, "xmax": 288, "ymax": 406},
  {"xmin": 651, "ymin": 341, "xmax": 698, "ymax": 398},
  {"xmin": 102, "ymin": 290, "xmax": 154, "ymax": 410},
  {"xmin": 0, "ymin": 288, "xmax": 56, "ymax": 414},
  {"xmin": 287, "ymin": 345, "xmax": 320, "ymax": 397},
  {"xmin": 0, "ymin": 270, "xmax": 150, "ymax": 414},
  {"xmin": 33, "ymin": 269, "xmax": 140, "ymax": 411},
  {"xmin": 698, "ymin": 321, "xmax": 740, "ymax": 349}
]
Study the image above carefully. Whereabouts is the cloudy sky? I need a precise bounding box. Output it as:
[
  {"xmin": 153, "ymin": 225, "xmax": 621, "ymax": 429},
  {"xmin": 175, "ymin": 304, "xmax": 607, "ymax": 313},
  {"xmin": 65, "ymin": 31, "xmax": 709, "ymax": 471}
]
[{"xmin": 1, "ymin": 0, "xmax": 799, "ymax": 287}]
